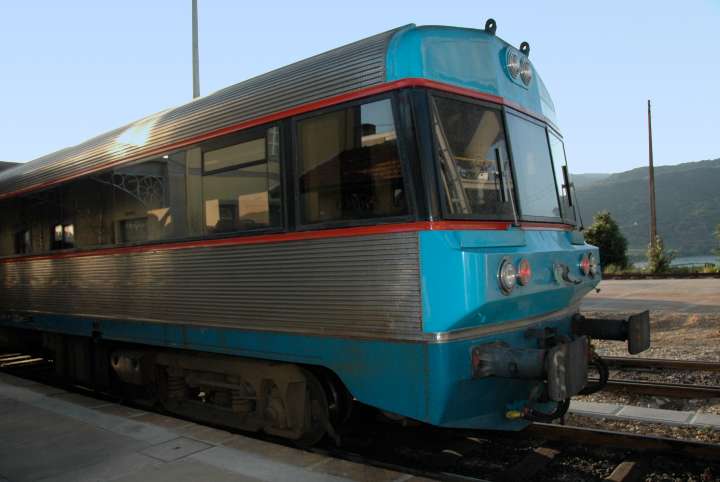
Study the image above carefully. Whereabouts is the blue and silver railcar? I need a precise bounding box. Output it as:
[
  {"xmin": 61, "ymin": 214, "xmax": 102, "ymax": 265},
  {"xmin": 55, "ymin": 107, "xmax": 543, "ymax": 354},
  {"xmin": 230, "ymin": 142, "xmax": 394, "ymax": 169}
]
[{"xmin": 0, "ymin": 22, "xmax": 649, "ymax": 443}]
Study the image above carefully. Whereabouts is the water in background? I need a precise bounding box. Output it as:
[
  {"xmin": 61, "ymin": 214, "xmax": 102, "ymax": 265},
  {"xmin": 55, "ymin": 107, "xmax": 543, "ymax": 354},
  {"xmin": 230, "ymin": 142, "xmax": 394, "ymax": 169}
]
[{"xmin": 633, "ymin": 255, "xmax": 719, "ymax": 269}]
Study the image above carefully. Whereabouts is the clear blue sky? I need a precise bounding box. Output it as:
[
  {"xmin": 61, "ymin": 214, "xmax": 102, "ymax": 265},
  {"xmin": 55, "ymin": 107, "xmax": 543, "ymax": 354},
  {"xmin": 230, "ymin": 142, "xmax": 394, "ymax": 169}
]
[{"xmin": 1, "ymin": 1, "xmax": 718, "ymax": 173}]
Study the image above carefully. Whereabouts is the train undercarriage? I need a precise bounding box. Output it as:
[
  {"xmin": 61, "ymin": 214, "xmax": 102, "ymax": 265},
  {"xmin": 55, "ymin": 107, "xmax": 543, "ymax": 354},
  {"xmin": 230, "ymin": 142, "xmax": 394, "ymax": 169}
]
[
  {"xmin": 0, "ymin": 309, "xmax": 649, "ymax": 445},
  {"xmin": 0, "ymin": 327, "xmax": 352, "ymax": 446}
]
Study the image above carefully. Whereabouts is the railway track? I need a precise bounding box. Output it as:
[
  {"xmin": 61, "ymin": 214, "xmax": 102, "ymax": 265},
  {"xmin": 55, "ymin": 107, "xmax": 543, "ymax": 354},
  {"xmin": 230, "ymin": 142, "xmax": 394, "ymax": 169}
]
[
  {"xmin": 2, "ymin": 351, "xmax": 719, "ymax": 481},
  {"xmin": 604, "ymin": 356, "xmax": 720, "ymax": 372},
  {"xmin": 589, "ymin": 356, "xmax": 720, "ymax": 399}
]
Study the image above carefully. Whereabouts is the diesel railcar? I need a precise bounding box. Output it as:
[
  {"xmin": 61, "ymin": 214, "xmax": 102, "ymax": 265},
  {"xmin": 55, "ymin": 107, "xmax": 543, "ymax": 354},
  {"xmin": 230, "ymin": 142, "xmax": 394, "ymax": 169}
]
[{"xmin": 0, "ymin": 22, "xmax": 650, "ymax": 444}]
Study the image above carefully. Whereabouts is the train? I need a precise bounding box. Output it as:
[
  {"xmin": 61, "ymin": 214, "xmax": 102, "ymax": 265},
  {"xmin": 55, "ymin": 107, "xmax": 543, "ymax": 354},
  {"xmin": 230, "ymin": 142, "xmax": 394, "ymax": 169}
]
[{"xmin": 0, "ymin": 21, "xmax": 650, "ymax": 445}]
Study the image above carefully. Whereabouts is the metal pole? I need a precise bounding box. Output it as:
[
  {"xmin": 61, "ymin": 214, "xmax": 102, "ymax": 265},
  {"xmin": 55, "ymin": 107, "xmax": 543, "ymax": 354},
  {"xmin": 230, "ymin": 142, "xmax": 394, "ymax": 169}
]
[
  {"xmin": 647, "ymin": 99, "xmax": 657, "ymax": 246},
  {"xmin": 192, "ymin": 0, "xmax": 200, "ymax": 98}
]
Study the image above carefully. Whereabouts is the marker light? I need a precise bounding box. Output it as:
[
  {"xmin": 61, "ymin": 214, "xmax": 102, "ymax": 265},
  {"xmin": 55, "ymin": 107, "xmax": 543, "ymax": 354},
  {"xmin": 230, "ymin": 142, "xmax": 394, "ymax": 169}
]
[
  {"xmin": 519, "ymin": 58, "xmax": 532, "ymax": 86},
  {"xmin": 517, "ymin": 258, "xmax": 532, "ymax": 286},
  {"xmin": 498, "ymin": 258, "xmax": 517, "ymax": 294},
  {"xmin": 506, "ymin": 50, "xmax": 520, "ymax": 79},
  {"xmin": 580, "ymin": 254, "xmax": 591, "ymax": 276}
]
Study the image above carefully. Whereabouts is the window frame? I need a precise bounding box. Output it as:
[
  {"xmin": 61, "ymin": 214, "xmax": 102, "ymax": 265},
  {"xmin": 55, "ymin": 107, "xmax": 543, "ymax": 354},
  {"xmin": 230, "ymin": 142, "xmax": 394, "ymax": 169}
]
[
  {"xmin": 545, "ymin": 125, "xmax": 577, "ymax": 226},
  {"xmin": 200, "ymin": 121, "xmax": 287, "ymax": 238},
  {"xmin": 427, "ymin": 89, "xmax": 519, "ymax": 222},
  {"xmin": 291, "ymin": 92, "xmax": 415, "ymax": 231}
]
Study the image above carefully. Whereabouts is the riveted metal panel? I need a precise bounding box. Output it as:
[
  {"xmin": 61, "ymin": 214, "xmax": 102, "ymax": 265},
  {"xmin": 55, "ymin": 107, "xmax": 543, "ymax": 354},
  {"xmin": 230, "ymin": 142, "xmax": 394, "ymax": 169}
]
[
  {"xmin": 0, "ymin": 232, "xmax": 422, "ymax": 340},
  {"xmin": 0, "ymin": 26, "xmax": 410, "ymax": 197}
]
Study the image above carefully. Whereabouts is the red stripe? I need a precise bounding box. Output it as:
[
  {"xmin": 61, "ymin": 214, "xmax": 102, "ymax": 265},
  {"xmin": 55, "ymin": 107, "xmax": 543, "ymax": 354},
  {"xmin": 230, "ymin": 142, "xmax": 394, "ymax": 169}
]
[
  {"xmin": 0, "ymin": 221, "xmax": 502, "ymax": 263},
  {"xmin": 0, "ymin": 78, "xmax": 555, "ymax": 201},
  {"xmin": 0, "ymin": 220, "xmax": 577, "ymax": 264}
]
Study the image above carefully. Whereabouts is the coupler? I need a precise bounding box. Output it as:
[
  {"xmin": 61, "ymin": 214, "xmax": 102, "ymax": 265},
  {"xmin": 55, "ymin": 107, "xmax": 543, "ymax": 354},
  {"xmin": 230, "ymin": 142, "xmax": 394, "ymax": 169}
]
[
  {"xmin": 571, "ymin": 310, "xmax": 651, "ymax": 355},
  {"xmin": 471, "ymin": 335, "xmax": 589, "ymax": 402}
]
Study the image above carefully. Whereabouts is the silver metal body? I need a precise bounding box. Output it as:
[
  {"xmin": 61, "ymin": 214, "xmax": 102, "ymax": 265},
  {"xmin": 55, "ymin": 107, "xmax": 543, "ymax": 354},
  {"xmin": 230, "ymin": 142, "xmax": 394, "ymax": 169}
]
[{"xmin": 0, "ymin": 232, "xmax": 422, "ymax": 341}]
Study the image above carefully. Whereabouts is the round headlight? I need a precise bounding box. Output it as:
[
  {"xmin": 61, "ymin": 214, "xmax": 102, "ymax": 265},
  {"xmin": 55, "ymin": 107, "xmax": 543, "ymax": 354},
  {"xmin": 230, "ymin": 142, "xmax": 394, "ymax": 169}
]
[
  {"xmin": 517, "ymin": 258, "xmax": 532, "ymax": 286},
  {"xmin": 579, "ymin": 253, "xmax": 591, "ymax": 276},
  {"xmin": 519, "ymin": 58, "xmax": 532, "ymax": 86},
  {"xmin": 506, "ymin": 50, "xmax": 520, "ymax": 79},
  {"xmin": 498, "ymin": 258, "xmax": 517, "ymax": 294},
  {"xmin": 588, "ymin": 253, "xmax": 599, "ymax": 277}
]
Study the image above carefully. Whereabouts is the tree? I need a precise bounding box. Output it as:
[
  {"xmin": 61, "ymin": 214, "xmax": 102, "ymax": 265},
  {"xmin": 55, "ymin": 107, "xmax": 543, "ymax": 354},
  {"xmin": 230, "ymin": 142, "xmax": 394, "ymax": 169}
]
[
  {"xmin": 584, "ymin": 211, "xmax": 629, "ymax": 269},
  {"xmin": 714, "ymin": 224, "xmax": 720, "ymax": 257},
  {"xmin": 646, "ymin": 235, "xmax": 675, "ymax": 273}
]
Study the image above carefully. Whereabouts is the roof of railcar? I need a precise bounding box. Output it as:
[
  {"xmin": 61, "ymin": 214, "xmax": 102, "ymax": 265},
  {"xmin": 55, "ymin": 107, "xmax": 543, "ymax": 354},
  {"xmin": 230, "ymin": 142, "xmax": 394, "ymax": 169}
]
[{"xmin": 0, "ymin": 23, "xmax": 557, "ymax": 199}]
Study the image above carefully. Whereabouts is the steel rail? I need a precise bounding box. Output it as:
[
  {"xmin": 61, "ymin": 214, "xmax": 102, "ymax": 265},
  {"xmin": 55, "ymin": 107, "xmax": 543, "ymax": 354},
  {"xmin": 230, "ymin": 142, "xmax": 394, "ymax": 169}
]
[
  {"xmin": 587, "ymin": 377, "xmax": 720, "ymax": 399},
  {"xmin": 604, "ymin": 356, "xmax": 720, "ymax": 372},
  {"xmin": 524, "ymin": 423, "xmax": 720, "ymax": 460}
]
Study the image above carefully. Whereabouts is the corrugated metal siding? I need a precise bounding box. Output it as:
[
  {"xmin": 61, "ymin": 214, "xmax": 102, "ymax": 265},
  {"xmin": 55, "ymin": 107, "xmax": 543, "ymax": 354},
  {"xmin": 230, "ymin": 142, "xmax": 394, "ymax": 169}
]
[
  {"xmin": 0, "ymin": 26, "xmax": 408, "ymax": 197},
  {"xmin": 0, "ymin": 232, "xmax": 422, "ymax": 340}
]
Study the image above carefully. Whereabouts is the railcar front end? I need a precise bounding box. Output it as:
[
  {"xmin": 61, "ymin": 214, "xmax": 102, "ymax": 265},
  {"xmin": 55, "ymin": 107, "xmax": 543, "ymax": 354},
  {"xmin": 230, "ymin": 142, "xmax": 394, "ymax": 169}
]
[{"xmin": 0, "ymin": 21, "xmax": 651, "ymax": 442}]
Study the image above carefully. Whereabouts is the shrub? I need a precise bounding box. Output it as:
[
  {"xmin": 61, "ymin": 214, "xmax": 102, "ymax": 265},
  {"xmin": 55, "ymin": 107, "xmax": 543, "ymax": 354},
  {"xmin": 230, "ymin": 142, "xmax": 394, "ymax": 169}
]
[
  {"xmin": 646, "ymin": 235, "xmax": 675, "ymax": 273},
  {"xmin": 584, "ymin": 211, "xmax": 629, "ymax": 269}
]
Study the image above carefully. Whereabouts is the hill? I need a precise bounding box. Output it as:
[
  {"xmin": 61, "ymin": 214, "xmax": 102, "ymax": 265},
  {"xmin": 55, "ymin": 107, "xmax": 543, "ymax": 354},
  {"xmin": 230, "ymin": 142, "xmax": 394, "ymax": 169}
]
[
  {"xmin": 574, "ymin": 158, "xmax": 720, "ymax": 257},
  {"xmin": 572, "ymin": 173, "xmax": 611, "ymax": 189}
]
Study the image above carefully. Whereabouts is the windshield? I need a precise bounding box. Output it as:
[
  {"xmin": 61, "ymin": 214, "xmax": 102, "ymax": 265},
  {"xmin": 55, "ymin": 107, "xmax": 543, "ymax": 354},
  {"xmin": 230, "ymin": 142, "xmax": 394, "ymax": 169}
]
[
  {"xmin": 505, "ymin": 113, "xmax": 561, "ymax": 220},
  {"xmin": 432, "ymin": 95, "xmax": 575, "ymax": 224},
  {"xmin": 431, "ymin": 96, "xmax": 515, "ymax": 218}
]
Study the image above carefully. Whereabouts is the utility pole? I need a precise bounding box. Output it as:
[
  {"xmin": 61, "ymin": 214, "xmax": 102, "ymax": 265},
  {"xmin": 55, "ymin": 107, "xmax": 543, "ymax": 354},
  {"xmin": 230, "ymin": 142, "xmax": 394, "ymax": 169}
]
[
  {"xmin": 647, "ymin": 99, "xmax": 657, "ymax": 247},
  {"xmin": 192, "ymin": 0, "xmax": 200, "ymax": 98}
]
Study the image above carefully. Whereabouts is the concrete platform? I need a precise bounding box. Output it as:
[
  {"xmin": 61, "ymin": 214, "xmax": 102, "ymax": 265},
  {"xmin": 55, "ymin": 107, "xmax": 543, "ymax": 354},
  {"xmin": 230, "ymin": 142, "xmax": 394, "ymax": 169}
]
[
  {"xmin": 0, "ymin": 373, "xmax": 427, "ymax": 482},
  {"xmin": 570, "ymin": 400, "xmax": 720, "ymax": 428}
]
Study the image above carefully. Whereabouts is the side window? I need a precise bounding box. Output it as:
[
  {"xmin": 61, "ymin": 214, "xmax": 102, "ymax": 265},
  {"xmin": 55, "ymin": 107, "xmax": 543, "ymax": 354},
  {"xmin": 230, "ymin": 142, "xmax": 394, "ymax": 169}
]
[
  {"xmin": 548, "ymin": 132, "xmax": 576, "ymax": 223},
  {"xmin": 202, "ymin": 126, "xmax": 282, "ymax": 234},
  {"xmin": 296, "ymin": 98, "xmax": 407, "ymax": 225},
  {"xmin": 109, "ymin": 151, "xmax": 188, "ymax": 244}
]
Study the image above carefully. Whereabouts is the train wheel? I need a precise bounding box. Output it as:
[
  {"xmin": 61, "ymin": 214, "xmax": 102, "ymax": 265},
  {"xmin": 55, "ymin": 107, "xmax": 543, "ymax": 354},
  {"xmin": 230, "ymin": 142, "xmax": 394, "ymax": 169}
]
[{"xmin": 295, "ymin": 370, "xmax": 331, "ymax": 447}]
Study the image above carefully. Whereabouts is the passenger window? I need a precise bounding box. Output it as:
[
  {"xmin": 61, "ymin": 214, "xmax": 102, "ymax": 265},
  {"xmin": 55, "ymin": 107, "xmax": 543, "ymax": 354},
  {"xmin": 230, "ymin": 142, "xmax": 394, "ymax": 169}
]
[
  {"xmin": 202, "ymin": 126, "xmax": 282, "ymax": 233},
  {"xmin": 110, "ymin": 152, "xmax": 188, "ymax": 243},
  {"xmin": 296, "ymin": 99, "xmax": 407, "ymax": 224},
  {"xmin": 51, "ymin": 223, "xmax": 75, "ymax": 250}
]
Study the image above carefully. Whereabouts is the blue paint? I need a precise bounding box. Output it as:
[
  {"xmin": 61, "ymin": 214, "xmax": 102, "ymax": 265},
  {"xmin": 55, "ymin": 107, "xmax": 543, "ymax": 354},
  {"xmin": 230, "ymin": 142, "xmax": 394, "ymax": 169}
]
[
  {"xmin": 386, "ymin": 25, "xmax": 558, "ymax": 123},
  {"xmin": 420, "ymin": 229, "xmax": 599, "ymax": 333}
]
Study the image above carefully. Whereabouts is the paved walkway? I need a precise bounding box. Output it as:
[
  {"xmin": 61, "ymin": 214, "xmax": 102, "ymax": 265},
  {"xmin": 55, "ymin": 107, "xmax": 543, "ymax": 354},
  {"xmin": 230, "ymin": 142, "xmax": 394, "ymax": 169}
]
[
  {"xmin": 0, "ymin": 373, "xmax": 422, "ymax": 482},
  {"xmin": 581, "ymin": 279, "xmax": 720, "ymax": 313},
  {"xmin": 570, "ymin": 400, "xmax": 720, "ymax": 428}
]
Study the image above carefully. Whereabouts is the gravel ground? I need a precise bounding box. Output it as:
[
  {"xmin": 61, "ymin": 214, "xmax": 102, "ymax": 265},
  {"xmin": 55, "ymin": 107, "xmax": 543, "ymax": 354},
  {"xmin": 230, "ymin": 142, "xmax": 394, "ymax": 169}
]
[{"xmin": 570, "ymin": 310, "xmax": 720, "ymax": 442}]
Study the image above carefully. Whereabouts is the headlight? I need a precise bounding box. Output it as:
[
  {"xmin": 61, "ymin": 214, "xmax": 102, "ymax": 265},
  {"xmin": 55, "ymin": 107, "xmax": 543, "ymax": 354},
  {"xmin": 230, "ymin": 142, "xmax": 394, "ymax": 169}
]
[
  {"xmin": 517, "ymin": 258, "xmax": 532, "ymax": 286},
  {"xmin": 506, "ymin": 50, "xmax": 520, "ymax": 79},
  {"xmin": 519, "ymin": 58, "xmax": 532, "ymax": 86},
  {"xmin": 588, "ymin": 253, "xmax": 599, "ymax": 277},
  {"xmin": 498, "ymin": 258, "xmax": 517, "ymax": 294},
  {"xmin": 579, "ymin": 253, "xmax": 591, "ymax": 276}
]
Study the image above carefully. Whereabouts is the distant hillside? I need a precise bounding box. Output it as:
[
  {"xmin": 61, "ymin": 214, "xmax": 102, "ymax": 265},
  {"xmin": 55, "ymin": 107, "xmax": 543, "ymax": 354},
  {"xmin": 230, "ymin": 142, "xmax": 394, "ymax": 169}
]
[
  {"xmin": 572, "ymin": 173, "xmax": 611, "ymax": 189},
  {"xmin": 575, "ymin": 158, "xmax": 720, "ymax": 257}
]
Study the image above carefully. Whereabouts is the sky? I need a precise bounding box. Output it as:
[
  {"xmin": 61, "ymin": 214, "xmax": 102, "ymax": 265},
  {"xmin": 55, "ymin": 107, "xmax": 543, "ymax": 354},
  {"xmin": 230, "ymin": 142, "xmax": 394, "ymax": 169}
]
[{"xmin": 1, "ymin": 1, "xmax": 718, "ymax": 174}]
